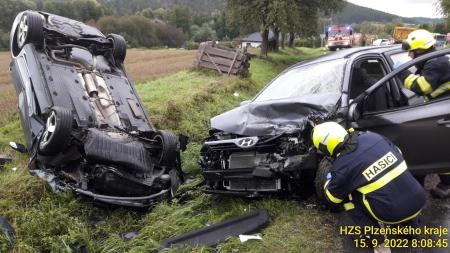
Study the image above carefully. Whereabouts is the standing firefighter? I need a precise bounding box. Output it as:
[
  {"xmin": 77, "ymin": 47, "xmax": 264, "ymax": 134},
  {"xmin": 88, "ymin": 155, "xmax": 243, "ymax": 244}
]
[
  {"xmin": 400, "ymin": 29, "xmax": 450, "ymax": 198},
  {"xmin": 312, "ymin": 122, "xmax": 426, "ymax": 243}
]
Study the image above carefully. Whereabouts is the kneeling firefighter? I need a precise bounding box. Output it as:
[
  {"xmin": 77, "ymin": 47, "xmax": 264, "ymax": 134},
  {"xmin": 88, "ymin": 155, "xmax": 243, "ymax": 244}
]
[{"xmin": 312, "ymin": 122, "xmax": 426, "ymax": 240}]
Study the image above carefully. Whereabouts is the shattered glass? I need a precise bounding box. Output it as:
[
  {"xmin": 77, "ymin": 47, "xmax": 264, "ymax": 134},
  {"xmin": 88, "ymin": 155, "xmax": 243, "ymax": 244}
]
[{"xmin": 254, "ymin": 59, "xmax": 346, "ymax": 102}]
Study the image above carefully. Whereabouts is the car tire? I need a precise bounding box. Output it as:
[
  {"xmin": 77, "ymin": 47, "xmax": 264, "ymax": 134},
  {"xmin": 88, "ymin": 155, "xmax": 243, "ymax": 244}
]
[
  {"xmin": 152, "ymin": 130, "xmax": 178, "ymax": 166},
  {"xmin": 315, "ymin": 157, "xmax": 332, "ymax": 201},
  {"xmin": 16, "ymin": 11, "xmax": 44, "ymax": 50},
  {"xmin": 107, "ymin": 33, "xmax": 127, "ymax": 63},
  {"xmin": 39, "ymin": 107, "xmax": 73, "ymax": 155},
  {"xmin": 315, "ymin": 157, "xmax": 341, "ymax": 211}
]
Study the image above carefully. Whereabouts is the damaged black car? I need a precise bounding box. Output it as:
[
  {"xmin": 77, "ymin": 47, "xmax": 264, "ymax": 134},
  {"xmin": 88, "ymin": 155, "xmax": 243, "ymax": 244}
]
[
  {"xmin": 9, "ymin": 11, "xmax": 186, "ymax": 208},
  {"xmin": 200, "ymin": 45, "xmax": 450, "ymax": 198}
]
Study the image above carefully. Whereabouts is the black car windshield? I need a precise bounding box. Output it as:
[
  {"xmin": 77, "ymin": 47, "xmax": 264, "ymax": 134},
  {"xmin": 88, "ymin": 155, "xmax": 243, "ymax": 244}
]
[{"xmin": 253, "ymin": 58, "xmax": 347, "ymax": 102}]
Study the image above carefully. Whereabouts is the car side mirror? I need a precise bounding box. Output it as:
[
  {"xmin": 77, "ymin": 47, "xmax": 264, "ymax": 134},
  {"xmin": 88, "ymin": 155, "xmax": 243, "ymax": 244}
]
[
  {"xmin": 240, "ymin": 100, "xmax": 250, "ymax": 106},
  {"xmin": 348, "ymin": 102, "xmax": 361, "ymax": 121}
]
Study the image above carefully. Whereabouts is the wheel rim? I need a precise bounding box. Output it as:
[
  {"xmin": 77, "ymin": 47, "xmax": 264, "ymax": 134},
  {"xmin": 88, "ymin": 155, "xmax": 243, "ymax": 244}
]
[
  {"xmin": 41, "ymin": 111, "xmax": 57, "ymax": 147},
  {"xmin": 17, "ymin": 15, "xmax": 29, "ymax": 48}
]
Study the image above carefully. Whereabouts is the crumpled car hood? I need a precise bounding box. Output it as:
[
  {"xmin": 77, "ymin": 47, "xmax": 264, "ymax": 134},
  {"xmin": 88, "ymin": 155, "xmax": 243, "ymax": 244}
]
[{"xmin": 211, "ymin": 92, "xmax": 341, "ymax": 136}]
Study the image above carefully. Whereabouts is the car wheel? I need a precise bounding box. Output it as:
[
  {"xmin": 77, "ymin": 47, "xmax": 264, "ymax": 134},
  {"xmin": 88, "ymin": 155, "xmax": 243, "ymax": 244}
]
[
  {"xmin": 39, "ymin": 107, "xmax": 73, "ymax": 155},
  {"xmin": 16, "ymin": 11, "xmax": 44, "ymax": 50},
  {"xmin": 315, "ymin": 157, "xmax": 331, "ymax": 201},
  {"xmin": 315, "ymin": 157, "xmax": 341, "ymax": 211},
  {"xmin": 107, "ymin": 34, "xmax": 127, "ymax": 63},
  {"xmin": 152, "ymin": 130, "xmax": 178, "ymax": 166}
]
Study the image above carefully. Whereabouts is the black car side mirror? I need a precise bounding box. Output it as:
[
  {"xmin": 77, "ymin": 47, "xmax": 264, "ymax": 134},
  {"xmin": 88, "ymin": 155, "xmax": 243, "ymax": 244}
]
[{"xmin": 348, "ymin": 102, "xmax": 361, "ymax": 121}]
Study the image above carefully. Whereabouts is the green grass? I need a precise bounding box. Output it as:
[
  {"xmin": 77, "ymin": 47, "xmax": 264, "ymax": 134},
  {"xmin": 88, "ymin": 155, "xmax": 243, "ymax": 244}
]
[{"xmin": 0, "ymin": 48, "xmax": 342, "ymax": 252}]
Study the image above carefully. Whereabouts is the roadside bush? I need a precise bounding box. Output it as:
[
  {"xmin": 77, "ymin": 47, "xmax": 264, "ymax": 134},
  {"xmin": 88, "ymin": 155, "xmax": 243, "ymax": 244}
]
[
  {"xmin": 97, "ymin": 15, "xmax": 160, "ymax": 48},
  {"xmin": 0, "ymin": 29, "xmax": 9, "ymax": 50},
  {"xmin": 186, "ymin": 41, "xmax": 199, "ymax": 50},
  {"xmin": 190, "ymin": 23, "xmax": 217, "ymax": 42},
  {"xmin": 155, "ymin": 21, "xmax": 185, "ymax": 48}
]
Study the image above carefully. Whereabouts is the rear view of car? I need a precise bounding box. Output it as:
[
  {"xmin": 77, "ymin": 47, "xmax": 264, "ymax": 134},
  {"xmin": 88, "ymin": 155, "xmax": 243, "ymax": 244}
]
[{"xmin": 9, "ymin": 11, "xmax": 186, "ymax": 208}]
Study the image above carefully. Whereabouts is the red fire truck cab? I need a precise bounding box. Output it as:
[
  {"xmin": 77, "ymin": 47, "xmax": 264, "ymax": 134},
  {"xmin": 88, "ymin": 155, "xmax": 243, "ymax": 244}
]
[{"xmin": 326, "ymin": 26, "xmax": 353, "ymax": 51}]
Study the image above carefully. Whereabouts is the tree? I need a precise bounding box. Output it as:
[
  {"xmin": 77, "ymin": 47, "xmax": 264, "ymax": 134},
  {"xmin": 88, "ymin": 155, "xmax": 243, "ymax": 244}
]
[
  {"xmin": 42, "ymin": 0, "xmax": 105, "ymax": 22},
  {"xmin": 0, "ymin": 0, "xmax": 36, "ymax": 31},
  {"xmin": 190, "ymin": 23, "xmax": 217, "ymax": 42},
  {"xmin": 226, "ymin": 0, "xmax": 273, "ymax": 57},
  {"xmin": 227, "ymin": 0, "xmax": 344, "ymax": 57},
  {"xmin": 211, "ymin": 10, "xmax": 239, "ymax": 40},
  {"xmin": 438, "ymin": 0, "xmax": 450, "ymax": 26},
  {"xmin": 167, "ymin": 6, "xmax": 192, "ymax": 36},
  {"xmin": 155, "ymin": 21, "xmax": 185, "ymax": 47},
  {"xmin": 97, "ymin": 15, "xmax": 159, "ymax": 48},
  {"xmin": 138, "ymin": 8, "xmax": 154, "ymax": 19}
]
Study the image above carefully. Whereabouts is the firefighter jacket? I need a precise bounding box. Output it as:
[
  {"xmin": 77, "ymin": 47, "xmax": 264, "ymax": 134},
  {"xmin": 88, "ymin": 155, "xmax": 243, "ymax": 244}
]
[
  {"xmin": 400, "ymin": 49, "xmax": 450, "ymax": 99},
  {"xmin": 324, "ymin": 131, "xmax": 426, "ymax": 224}
]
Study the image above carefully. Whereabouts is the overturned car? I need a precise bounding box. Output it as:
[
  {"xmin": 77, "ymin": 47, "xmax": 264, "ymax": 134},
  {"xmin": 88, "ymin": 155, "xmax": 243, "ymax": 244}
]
[
  {"xmin": 200, "ymin": 46, "xmax": 450, "ymax": 198},
  {"xmin": 9, "ymin": 11, "xmax": 186, "ymax": 208}
]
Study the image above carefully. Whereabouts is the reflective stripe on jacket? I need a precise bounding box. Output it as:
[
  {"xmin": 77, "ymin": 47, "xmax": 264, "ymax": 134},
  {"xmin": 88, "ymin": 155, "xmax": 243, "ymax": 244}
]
[
  {"xmin": 324, "ymin": 131, "xmax": 426, "ymax": 223},
  {"xmin": 401, "ymin": 53, "xmax": 450, "ymax": 98}
]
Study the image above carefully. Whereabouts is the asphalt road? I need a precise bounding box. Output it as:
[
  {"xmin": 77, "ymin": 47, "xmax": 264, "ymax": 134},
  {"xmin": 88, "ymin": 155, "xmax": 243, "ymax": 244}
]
[{"xmin": 340, "ymin": 174, "xmax": 450, "ymax": 253}]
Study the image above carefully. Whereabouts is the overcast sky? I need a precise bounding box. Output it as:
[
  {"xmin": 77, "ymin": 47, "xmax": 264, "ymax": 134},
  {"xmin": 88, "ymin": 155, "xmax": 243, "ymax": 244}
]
[{"xmin": 346, "ymin": 0, "xmax": 442, "ymax": 18}]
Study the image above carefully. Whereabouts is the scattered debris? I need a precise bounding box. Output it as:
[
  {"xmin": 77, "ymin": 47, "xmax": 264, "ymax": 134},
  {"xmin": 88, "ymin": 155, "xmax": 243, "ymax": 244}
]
[
  {"xmin": 160, "ymin": 209, "xmax": 269, "ymax": 249},
  {"xmin": 11, "ymin": 167, "xmax": 17, "ymax": 172},
  {"xmin": 0, "ymin": 154, "xmax": 12, "ymax": 168},
  {"xmin": 306, "ymin": 203, "xmax": 316, "ymax": 209},
  {"xmin": 233, "ymin": 92, "xmax": 240, "ymax": 97},
  {"xmin": 9, "ymin": 141, "xmax": 27, "ymax": 153},
  {"xmin": 0, "ymin": 215, "xmax": 15, "ymax": 248},
  {"xmin": 193, "ymin": 41, "xmax": 250, "ymax": 77},
  {"xmin": 239, "ymin": 234, "xmax": 262, "ymax": 243},
  {"xmin": 122, "ymin": 231, "xmax": 139, "ymax": 241}
]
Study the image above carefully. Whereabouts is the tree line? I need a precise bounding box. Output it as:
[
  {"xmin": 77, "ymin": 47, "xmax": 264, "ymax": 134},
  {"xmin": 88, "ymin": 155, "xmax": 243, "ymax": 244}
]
[
  {"xmin": 0, "ymin": 0, "xmax": 236, "ymax": 49},
  {"xmin": 0, "ymin": 0, "xmax": 448, "ymax": 55}
]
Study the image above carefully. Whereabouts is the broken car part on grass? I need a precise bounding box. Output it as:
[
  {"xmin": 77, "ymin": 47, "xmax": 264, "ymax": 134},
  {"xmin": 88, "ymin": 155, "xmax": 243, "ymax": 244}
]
[
  {"xmin": 0, "ymin": 215, "xmax": 15, "ymax": 248},
  {"xmin": 200, "ymin": 46, "xmax": 450, "ymax": 200},
  {"xmin": 160, "ymin": 209, "xmax": 269, "ymax": 249},
  {"xmin": 9, "ymin": 11, "xmax": 187, "ymax": 208}
]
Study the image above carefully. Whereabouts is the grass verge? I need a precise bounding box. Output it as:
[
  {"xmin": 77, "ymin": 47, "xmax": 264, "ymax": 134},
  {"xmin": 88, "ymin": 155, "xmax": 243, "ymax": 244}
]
[{"xmin": 0, "ymin": 47, "xmax": 342, "ymax": 252}]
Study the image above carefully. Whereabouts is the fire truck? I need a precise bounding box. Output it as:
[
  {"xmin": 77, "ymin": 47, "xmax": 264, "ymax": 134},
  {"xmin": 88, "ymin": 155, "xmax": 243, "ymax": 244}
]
[{"xmin": 325, "ymin": 26, "xmax": 353, "ymax": 51}]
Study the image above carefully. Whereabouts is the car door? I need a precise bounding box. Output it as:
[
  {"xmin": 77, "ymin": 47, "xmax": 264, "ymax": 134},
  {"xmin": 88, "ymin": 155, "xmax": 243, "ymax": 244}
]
[{"xmin": 349, "ymin": 49, "xmax": 450, "ymax": 175}]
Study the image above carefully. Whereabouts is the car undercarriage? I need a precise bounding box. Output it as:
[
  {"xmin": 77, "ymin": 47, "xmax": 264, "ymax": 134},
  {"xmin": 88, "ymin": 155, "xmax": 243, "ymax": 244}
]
[{"xmin": 9, "ymin": 11, "xmax": 186, "ymax": 208}]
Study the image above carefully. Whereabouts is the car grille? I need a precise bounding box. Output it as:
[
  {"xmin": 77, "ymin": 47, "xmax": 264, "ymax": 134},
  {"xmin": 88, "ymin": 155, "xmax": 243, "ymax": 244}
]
[
  {"xmin": 224, "ymin": 178, "xmax": 281, "ymax": 191},
  {"xmin": 206, "ymin": 142, "xmax": 276, "ymax": 151}
]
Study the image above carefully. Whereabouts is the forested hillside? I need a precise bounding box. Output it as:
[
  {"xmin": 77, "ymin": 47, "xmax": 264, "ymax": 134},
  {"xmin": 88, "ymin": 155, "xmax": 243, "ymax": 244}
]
[
  {"xmin": 332, "ymin": 2, "xmax": 444, "ymax": 24},
  {"xmin": 99, "ymin": 0, "xmax": 226, "ymax": 15}
]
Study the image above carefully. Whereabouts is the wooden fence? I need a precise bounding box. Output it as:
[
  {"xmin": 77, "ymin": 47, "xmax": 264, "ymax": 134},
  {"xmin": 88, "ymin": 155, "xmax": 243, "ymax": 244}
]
[{"xmin": 193, "ymin": 42, "xmax": 250, "ymax": 77}]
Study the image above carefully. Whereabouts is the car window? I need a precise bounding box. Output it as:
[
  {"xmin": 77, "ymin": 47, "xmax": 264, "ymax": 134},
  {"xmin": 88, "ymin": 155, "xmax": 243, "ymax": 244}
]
[
  {"xmin": 350, "ymin": 59, "xmax": 385, "ymax": 99},
  {"xmin": 351, "ymin": 58, "xmax": 402, "ymax": 113},
  {"xmin": 389, "ymin": 52, "xmax": 416, "ymax": 72},
  {"xmin": 253, "ymin": 59, "xmax": 346, "ymax": 102}
]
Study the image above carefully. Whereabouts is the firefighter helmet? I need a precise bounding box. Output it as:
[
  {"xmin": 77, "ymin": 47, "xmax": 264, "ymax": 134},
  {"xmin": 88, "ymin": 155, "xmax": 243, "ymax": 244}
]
[
  {"xmin": 312, "ymin": 122, "xmax": 349, "ymax": 156},
  {"xmin": 402, "ymin": 29, "xmax": 436, "ymax": 51}
]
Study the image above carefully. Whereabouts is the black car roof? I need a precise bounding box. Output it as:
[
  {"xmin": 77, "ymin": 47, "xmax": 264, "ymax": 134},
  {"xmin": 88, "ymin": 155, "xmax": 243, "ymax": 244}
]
[{"xmin": 291, "ymin": 45, "xmax": 402, "ymax": 69}]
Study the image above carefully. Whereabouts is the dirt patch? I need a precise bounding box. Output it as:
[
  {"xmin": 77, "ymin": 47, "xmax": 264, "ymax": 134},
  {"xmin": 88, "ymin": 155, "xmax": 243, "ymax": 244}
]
[
  {"xmin": 0, "ymin": 51, "xmax": 11, "ymax": 86},
  {"xmin": 124, "ymin": 49, "xmax": 196, "ymax": 83}
]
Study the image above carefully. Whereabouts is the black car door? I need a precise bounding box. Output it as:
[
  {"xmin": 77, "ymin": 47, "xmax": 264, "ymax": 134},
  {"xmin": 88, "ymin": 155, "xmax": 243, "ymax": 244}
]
[{"xmin": 349, "ymin": 49, "xmax": 450, "ymax": 175}]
